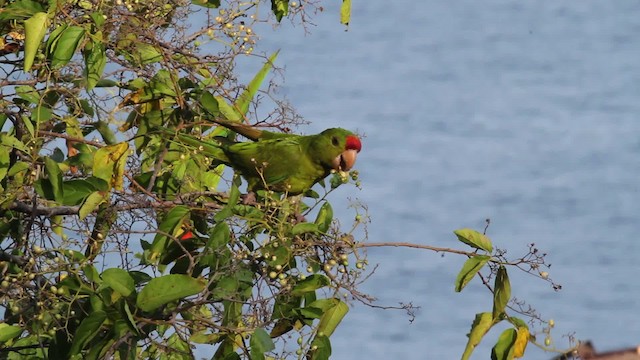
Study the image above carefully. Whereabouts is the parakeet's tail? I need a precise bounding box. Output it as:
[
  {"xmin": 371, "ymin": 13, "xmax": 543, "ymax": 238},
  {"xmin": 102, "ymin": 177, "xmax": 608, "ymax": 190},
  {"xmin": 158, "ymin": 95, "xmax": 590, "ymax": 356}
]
[{"xmin": 155, "ymin": 127, "xmax": 230, "ymax": 164}]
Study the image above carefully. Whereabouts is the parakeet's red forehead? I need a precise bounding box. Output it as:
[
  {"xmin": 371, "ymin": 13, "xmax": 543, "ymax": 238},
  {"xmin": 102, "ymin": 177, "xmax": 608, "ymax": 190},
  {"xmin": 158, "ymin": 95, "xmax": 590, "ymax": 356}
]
[{"xmin": 346, "ymin": 135, "xmax": 362, "ymax": 152}]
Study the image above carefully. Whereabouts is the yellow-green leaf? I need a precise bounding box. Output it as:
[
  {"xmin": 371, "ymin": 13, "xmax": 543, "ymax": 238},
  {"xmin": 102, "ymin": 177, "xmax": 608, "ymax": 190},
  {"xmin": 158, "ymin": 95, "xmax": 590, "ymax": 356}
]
[
  {"xmin": 492, "ymin": 266, "xmax": 511, "ymax": 319},
  {"xmin": 92, "ymin": 142, "xmax": 129, "ymax": 190},
  {"xmin": 454, "ymin": 228, "xmax": 493, "ymax": 252},
  {"xmin": 316, "ymin": 298, "xmax": 348, "ymax": 337},
  {"xmin": 0, "ymin": 324, "xmax": 22, "ymax": 343},
  {"xmin": 455, "ymin": 255, "xmax": 490, "ymax": 292},
  {"xmin": 0, "ymin": 133, "xmax": 28, "ymax": 152},
  {"xmin": 461, "ymin": 312, "xmax": 494, "ymax": 360},
  {"xmin": 78, "ymin": 191, "xmax": 107, "ymax": 220},
  {"xmin": 23, "ymin": 12, "xmax": 48, "ymax": 71},
  {"xmin": 235, "ymin": 51, "xmax": 278, "ymax": 116}
]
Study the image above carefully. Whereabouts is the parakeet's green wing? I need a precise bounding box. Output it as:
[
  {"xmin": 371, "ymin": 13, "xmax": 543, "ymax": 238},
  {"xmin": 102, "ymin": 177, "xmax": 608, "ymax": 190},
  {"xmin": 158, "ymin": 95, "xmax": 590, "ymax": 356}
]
[{"xmin": 225, "ymin": 136, "xmax": 326, "ymax": 193}]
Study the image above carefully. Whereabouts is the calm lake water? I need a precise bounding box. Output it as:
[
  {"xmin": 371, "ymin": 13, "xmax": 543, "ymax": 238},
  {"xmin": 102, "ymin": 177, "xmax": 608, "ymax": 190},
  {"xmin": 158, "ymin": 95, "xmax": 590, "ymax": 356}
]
[{"xmin": 247, "ymin": 0, "xmax": 640, "ymax": 359}]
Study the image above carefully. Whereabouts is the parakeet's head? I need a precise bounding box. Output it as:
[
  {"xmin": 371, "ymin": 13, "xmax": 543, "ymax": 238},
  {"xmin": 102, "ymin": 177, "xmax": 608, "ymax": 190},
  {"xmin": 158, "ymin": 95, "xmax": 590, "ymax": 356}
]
[{"xmin": 314, "ymin": 128, "xmax": 362, "ymax": 172}]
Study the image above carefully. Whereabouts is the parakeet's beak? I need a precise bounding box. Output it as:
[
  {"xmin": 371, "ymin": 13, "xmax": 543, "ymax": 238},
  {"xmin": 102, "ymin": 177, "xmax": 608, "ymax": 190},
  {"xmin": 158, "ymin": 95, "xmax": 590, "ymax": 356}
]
[{"xmin": 333, "ymin": 149, "xmax": 358, "ymax": 171}]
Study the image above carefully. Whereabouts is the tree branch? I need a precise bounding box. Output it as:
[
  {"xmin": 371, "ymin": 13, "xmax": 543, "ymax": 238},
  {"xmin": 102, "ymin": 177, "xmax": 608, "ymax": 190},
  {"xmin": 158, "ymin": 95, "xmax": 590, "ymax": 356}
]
[
  {"xmin": 359, "ymin": 242, "xmax": 478, "ymax": 257},
  {"xmin": 10, "ymin": 201, "xmax": 80, "ymax": 216}
]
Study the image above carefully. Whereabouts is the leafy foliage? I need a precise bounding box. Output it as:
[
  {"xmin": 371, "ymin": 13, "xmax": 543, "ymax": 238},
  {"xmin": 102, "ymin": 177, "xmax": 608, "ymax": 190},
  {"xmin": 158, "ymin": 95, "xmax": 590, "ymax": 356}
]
[
  {"xmin": 452, "ymin": 228, "xmax": 560, "ymax": 360},
  {"xmin": 0, "ymin": 0, "xmax": 365, "ymax": 359}
]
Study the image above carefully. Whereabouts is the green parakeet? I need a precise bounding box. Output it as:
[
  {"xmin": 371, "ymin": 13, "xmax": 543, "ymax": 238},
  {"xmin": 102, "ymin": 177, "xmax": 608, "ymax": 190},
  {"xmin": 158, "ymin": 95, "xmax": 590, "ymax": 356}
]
[{"xmin": 162, "ymin": 119, "xmax": 362, "ymax": 194}]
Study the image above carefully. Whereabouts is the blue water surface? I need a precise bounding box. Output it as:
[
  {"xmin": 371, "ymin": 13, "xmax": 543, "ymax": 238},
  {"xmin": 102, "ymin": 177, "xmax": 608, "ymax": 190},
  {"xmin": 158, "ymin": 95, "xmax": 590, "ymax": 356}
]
[{"xmin": 239, "ymin": 1, "xmax": 640, "ymax": 358}]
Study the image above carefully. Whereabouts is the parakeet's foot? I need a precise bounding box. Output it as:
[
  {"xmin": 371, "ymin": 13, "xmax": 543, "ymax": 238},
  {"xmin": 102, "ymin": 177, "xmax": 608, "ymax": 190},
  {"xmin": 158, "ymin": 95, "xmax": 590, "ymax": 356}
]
[
  {"xmin": 241, "ymin": 192, "xmax": 257, "ymax": 205},
  {"xmin": 293, "ymin": 213, "xmax": 306, "ymax": 224}
]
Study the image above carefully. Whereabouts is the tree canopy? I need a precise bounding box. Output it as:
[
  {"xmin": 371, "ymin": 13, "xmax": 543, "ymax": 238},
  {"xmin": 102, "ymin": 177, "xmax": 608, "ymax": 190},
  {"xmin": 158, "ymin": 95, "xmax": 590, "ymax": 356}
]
[{"xmin": 0, "ymin": 0, "xmax": 564, "ymax": 359}]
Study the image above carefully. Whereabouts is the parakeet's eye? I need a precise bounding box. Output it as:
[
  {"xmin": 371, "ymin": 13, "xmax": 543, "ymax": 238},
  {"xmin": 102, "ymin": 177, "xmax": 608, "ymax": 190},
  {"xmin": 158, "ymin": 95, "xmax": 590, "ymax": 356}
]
[{"xmin": 331, "ymin": 136, "xmax": 339, "ymax": 146}]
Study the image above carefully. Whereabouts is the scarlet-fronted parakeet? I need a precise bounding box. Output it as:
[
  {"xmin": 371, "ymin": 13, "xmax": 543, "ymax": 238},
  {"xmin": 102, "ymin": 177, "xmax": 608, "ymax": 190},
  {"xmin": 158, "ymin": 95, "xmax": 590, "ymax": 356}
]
[{"xmin": 163, "ymin": 120, "xmax": 362, "ymax": 194}]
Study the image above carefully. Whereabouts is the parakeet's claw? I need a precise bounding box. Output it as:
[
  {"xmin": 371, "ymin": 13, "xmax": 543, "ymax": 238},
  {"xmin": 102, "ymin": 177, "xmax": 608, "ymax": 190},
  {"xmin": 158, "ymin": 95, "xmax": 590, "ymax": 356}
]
[
  {"xmin": 293, "ymin": 213, "xmax": 306, "ymax": 224},
  {"xmin": 241, "ymin": 192, "xmax": 257, "ymax": 205}
]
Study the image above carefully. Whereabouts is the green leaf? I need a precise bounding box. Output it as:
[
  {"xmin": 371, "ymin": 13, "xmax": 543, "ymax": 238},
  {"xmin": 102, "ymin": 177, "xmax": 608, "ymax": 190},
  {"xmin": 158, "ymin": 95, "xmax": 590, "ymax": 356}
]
[
  {"xmin": 34, "ymin": 178, "xmax": 54, "ymax": 200},
  {"xmin": 491, "ymin": 328, "xmax": 517, "ymax": 360},
  {"xmin": 492, "ymin": 266, "xmax": 511, "ymax": 320},
  {"xmin": 83, "ymin": 264, "xmax": 102, "ymax": 284},
  {"xmin": 0, "ymin": 0, "xmax": 45, "ymax": 21},
  {"xmin": 340, "ymin": 0, "xmax": 351, "ymax": 26},
  {"xmin": 454, "ymin": 228, "xmax": 493, "ymax": 252},
  {"xmin": 44, "ymin": 157, "xmax": 63, "ymax": 203},
  {"xmin": 78, "ymin": 191, "xmax": 106, "ymax": 220},
  {"xmin": 297, "ymin": 306, "xmax": 323, "ymax": 319},
  {"xmin": 45, "ymin": 23, "xmax": 68, "ymax": 57},
  {"xmin": 69, "ymin": 310, "xmax": 107, "ymax": 355},
  {"xmin": 508, "ymin": 317, "xmax": 528, "ymax": 329},
  {"xmin": 148, "ymin": 205, "xmax": 191, "ymax": 262},
  {"xmin": 309, "ymin": 335, "xmax": 331, "ymax": 360},
  {"xmin": 271, "ymin": 0, "xmax": 288, "ymax": 22},
  {"xmin": 461, "ymin": 312, "xmax": 494, "ymax": 360},
  {"xmin": 236, "ymin": 51, "xmax": 278, "ymax": 116},
  {"xmin": 32, "ymin": 104, "xmax": 52, "ymax": 123},
  {"xmin": 0, "ymin": 324, "xmax": 22, "ymax": 343},
  {"xmin": 291, "ymin": 222, "xmax": 319, "ymax": 236},
  {"xmin": 215, "ymin": 96, "xmax": 242, "ymax": 122},
  {"xmin": 136, "ymin": 274, "xmax": 205, "ymax": 312},
  {"xmin": 291, "ymin": 274, "xmax": 330, "ymax": 296},
  {"xmin": 455, "ymin": 255, "xmax": 490, "ymax": 292},
  {"xmin": 50, "ymin": 26, "xmax": 86, "ymax": 67},
  {"xmin": 191, "ymin": 331, "xmax": 222, "ymax": 344},
  {"xmin": 314, "ymin": 201, "xmax": 333, "ymax": 233},
  {"xmin": 23, "ymin": 12, "xmax": 48, "ymax": 71},
  {"xmin": 7, "ymin": 161, "xmax": 30, "ymax": 177},
  {"xmin": 95, "ymin": 79, "xmax": 119, "ymax": 87},
  {"xmin": 84, "ymin": 37, "xmax": 106, "ymax": 90},
  {"xmin": 16, "ymin": 85, "xmax": 40, "ymax": 104},
  {"xmin": 94, "ymin": 120, "xmax": 116, "ymax": 145},
  {"xmin": 0, "ymin": 150, "xmax": 9, "ymax": 183},
  {"xmin": 210, "ymin": 276, "xmax": 241, "ymax": 300},
  {"xmin": 0, "ymin": 133, "xmax": 28, "ymax": 152},
  {"xmin": 22, "ymin": 115, "xmax": 35, "ymax": 137},
  {"xmin": 207, "ymin": 221, "xmax": 230, "ymax": 249},
  {"xmin": 101, "ymin": 268, "xmax": 135, "ymax": 297},
  {"xmin": 316, "ymin": 298, "xmax": 348, "ymax": 337},
  {"xmin": 62, "ymin": 177, "xmax": 109, "ymax": 205},
  {"xmin": 84, "ymin": 338, "xmax": 111, "ymax": 360},
  {"xmin": 249, "ymin": 328, "xmax": 275, "ymax": 360},
  {"xmin": 90, "ymin": 11, "xmax": 106, "ymax": 27},
  {"xmin": 200, "ymin": 91, "xmax": 220, "ymax": 116},
  {"xmin": 77, "ymin": 99, "xmax": 94, "ymax": 116},
  {"xmin": 132, "ymin": 42, "xmax": 163, "ymax": 65},
  {"xmin": 129, "ymin": 270, "xmax": 152, "ymax": 285}
]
